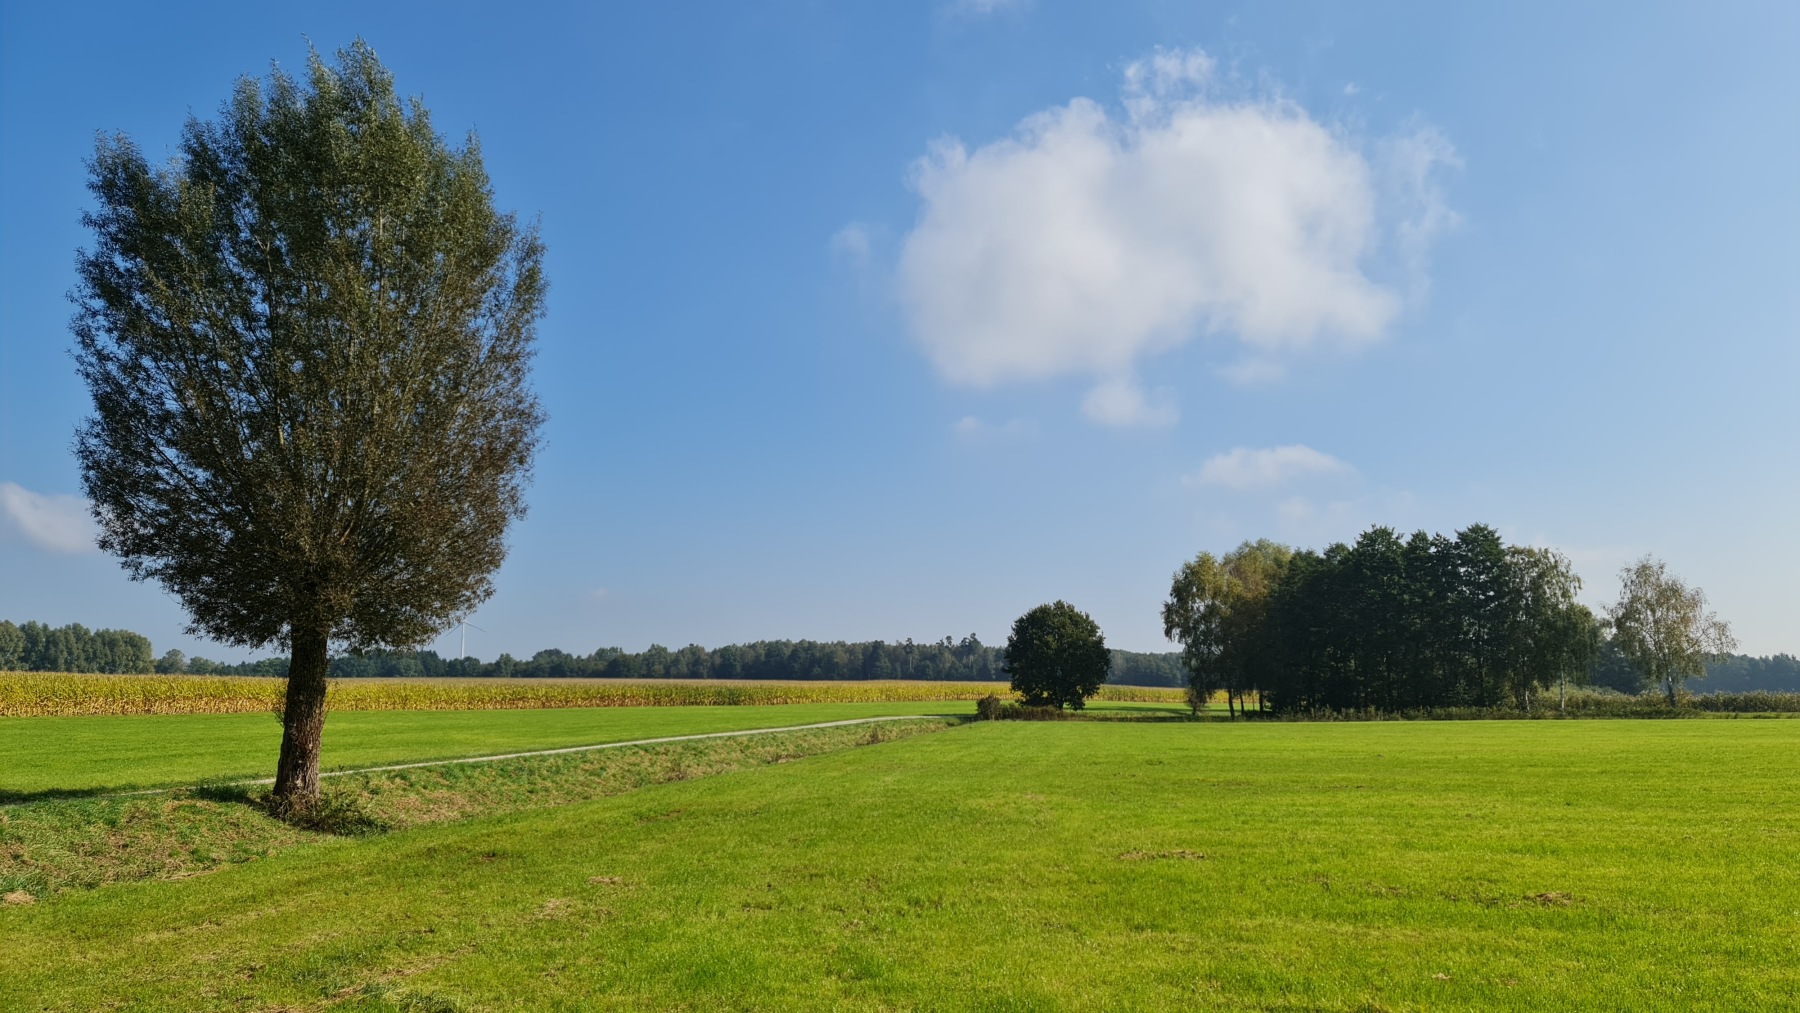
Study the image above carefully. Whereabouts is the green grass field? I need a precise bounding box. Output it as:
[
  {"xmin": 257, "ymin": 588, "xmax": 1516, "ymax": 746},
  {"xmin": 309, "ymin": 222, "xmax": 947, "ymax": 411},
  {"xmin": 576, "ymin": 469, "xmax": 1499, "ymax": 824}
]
[
  {"xmin": 6, "ymin": 716, "xmax": 1796, "ymax": 1010},
  {"xmin": 0, "ymin": 699, "xmax": 1190, "ymax": 798},
  {"xmin": 0, "ymin": 701, "xmax": 982, "ymax": 796}
]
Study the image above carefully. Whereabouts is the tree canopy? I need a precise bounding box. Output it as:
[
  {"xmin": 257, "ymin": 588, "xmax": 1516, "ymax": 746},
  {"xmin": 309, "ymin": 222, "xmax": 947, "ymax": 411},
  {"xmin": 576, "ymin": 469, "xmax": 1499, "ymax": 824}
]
[
  {"xmin": 71, "ymin": 41, "xmax": 545, "ymax": 803},
  {"xmin": 1004, "ymin": 601, "xmax": 1110, "ymax": 710},
  {"xmin": 1165, "ymin": 526, "xmax": 1598, "ymax": 715},
  {"xmin": 0, "ymin": 621, "xmax": 152, "ymax": 674},
  {"xmin": 1607, "ymin": 555, "xmax": 1736, "ymax": 705}
]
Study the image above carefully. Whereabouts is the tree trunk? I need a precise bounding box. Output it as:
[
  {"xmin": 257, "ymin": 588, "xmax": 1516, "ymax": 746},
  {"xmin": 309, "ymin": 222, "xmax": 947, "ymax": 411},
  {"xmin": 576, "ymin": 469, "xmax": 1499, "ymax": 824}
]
[
  {"xmin": 273, "ymin": 626, "xmax": 330, "ymax": 804},
  {"xmin": 1665, "ymin": 676, "xmax": 1677, "ymax": 707}
]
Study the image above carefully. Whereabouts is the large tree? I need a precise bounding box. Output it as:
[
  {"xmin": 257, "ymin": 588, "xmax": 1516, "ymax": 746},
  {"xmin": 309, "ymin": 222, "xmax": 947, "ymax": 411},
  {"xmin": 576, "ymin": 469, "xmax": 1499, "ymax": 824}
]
[
  {"xmin": 1162, "ymin": 539, "xmax": 1292, "ymax": 717},
  {"xmin": 1501, "ymin": 546, "xmax": 1595, "ymax": 712},
  {"xmin": 1606, "ymin": 556, "xmax": 1735, "ymax": 705},
  {"xmin": 72, "ymin": 41, "xmax": 546, "ymax": 806},
  {"xmin": 1004, "ymin": 601, "xmax": 1109, "ymax": 711}
]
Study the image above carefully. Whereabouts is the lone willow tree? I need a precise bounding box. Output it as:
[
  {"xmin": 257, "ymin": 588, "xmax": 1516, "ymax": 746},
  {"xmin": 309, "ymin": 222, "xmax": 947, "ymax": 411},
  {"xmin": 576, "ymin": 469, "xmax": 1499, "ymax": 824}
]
[{"xmin": 73, "ymin": 41, "xmax": 546, "ymax": 807}]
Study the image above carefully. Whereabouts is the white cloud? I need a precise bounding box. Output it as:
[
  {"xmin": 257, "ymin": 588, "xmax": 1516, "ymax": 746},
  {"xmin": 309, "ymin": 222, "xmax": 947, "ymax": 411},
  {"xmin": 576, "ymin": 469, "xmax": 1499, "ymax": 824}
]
[
  {"xmin": 1121, "ymin": 48, "xmax": 1217, "ymax": 111},
  {"xmin": 897, "ymin": 47, "xmax": 1456, "ymax": 418},
  {"xmin": 1380, "ymin": 125, "xmax": 1461, "ymax": 298},
  {"xmin": 0, "ymin": 482, "xmax": 99, "ymax": 553},
  {"xmin": 1215, "ymin": 358, "xmax": 1287, "ymax": 386},
  {"xmin": 830, "ymin": 222, "xmax": 874, "ymax": 266},
  {"xmin": 1080, "ymin": 376, "xmax": 1178, "ymax": 428},
  {"xmin": 1188, "ymin": 445, "xmax": 1352, "ymax": 491}
]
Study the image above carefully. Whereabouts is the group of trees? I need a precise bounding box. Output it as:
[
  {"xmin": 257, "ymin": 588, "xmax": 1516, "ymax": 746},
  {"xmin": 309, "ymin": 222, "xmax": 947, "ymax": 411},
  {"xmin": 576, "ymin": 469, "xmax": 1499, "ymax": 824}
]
[
  {"xmin": 1164, "ymin": 526, "xmax": 1602, "ymax": 715},
  {"xmin": 487, "ymin": 638, "xmax": 1179, "ymax": 686},
  {"xmin": 152, "ymin": 651, "xmax": 290, "ymax": 677},
  {"xmin": 1164, "ymin": 526, "xmax": 1745, "ymax": 714},
  {"xmin": 0, "ymin": 621, "xmax": 154, "ymax": 674}
]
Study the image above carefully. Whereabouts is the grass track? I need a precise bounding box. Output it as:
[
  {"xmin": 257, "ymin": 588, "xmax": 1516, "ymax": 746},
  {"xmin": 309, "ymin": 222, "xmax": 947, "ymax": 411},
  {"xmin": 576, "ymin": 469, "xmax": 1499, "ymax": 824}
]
[{"xmin": 7, "ymin": 719, "xmax": 1798, "ymax": 1010}]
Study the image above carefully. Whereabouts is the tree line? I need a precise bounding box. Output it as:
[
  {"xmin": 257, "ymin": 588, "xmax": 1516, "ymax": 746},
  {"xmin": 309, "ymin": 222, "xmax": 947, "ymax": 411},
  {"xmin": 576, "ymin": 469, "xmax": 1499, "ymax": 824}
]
[
  {"xmin": 312, "ymin": 637, "xmax": 1185, "ymax": 687},
  {"xmin": 0, "ymin": 621, "xmax": 154, "ymax": 674},
  {"xmin": 1587, "ymin": 642, "xmax": 1799, "ymax": 695},
  {"xmin": 0, "ymin": 625, "xmax": 1188, "ymax": 687}
]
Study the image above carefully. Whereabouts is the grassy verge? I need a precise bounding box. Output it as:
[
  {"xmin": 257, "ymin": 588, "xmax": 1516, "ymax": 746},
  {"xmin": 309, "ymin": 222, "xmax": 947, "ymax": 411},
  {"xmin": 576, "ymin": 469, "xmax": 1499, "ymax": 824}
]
[
  {"xmin": 6, "ymin": 719, "xmax": 1798, "ymax": 1011},
  {"xmin": 0, "ymin": 717, "xmax": 958, "ymax": 901},
  {"xmin": 0, "ymin": 672, "xmax": 1184, "ymax": 718}
]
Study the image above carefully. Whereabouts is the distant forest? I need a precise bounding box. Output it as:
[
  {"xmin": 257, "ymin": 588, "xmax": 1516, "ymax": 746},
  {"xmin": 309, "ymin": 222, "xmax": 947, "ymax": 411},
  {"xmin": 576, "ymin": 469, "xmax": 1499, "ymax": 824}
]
[
  {"xmin": 305, "ymin": 637, "xmax": 1191, "ymax": 686},
  {"xmin": 4, "ymin": 618, "xmax": 1795, "ymax": 693},
  {"xmin": 0, "ymin": 623, "xmax": 1186, "ymax": 687}
]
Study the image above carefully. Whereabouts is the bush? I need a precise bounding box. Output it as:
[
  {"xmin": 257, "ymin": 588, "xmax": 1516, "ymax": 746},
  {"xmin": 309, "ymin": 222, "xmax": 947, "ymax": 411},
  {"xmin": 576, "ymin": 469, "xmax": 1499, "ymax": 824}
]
[
  {"xmin": 974, "ymin": 694, "xmax": 1068, "ymax": 722},
  {"xmin": 1683, "ymin": 691, "xmax": 1800, "ymax": 713}
]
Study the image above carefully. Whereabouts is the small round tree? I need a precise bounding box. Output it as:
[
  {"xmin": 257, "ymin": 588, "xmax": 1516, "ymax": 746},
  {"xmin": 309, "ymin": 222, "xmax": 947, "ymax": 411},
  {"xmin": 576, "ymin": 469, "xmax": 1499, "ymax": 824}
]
[{"xmin": 1004, "ymin": 601, "xmax": 1109, "ymax": 710}]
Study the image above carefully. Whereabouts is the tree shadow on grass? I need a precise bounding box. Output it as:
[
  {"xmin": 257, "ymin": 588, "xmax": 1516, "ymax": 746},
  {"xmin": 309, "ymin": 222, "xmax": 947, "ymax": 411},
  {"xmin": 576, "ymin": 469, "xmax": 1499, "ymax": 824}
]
[
  {"xmin": 0, "ymin": 786, "xmax": 118, "ymax": 806},
  {"xmin": 3, "ymin": 780, "xmax": 385, "ymax": 837},
  {"xmin": 0, "ymin": 777, "xmax": 263, "ymax": 807}
]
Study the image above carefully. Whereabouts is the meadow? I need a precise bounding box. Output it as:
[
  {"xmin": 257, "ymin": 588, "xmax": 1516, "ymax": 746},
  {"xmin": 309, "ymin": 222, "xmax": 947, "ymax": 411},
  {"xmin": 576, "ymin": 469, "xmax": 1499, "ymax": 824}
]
[
  {"xmin": 0, "ymin": 701, "xmax": 983, "ymax": 797},
  {"xmin": 5, "ymin": 715, "xmax": 1796, "ymax": 1010}
]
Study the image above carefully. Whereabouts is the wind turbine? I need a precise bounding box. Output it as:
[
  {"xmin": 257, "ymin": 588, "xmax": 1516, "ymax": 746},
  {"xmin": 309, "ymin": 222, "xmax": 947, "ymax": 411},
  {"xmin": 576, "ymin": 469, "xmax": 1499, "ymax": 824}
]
[{"xmin": 452, "ymin": 618, "xmax": 485, "ymax": 660}]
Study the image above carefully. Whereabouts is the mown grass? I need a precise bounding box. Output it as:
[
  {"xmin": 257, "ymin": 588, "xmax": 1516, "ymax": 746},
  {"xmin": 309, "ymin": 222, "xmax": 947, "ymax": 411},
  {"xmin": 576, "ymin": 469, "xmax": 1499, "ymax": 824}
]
[
  {"xmin": 0, "ymin": 701, "xmax": 982, "ymax": 798},
  {"xmin": 0, "ymin": 672, "xmax": 1184, "ymax": 717},
  {"xmin": 0, "ymin": 718, "xmax": 958, "ymax": 899},
  {"xmin": 6, "ymin": 719, "xmax": 1797, "ymax": 1011}
]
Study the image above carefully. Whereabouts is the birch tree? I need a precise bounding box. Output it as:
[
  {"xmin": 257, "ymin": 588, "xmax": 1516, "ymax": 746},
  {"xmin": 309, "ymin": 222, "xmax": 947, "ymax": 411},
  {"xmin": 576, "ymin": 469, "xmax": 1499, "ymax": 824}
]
[{"xmin": 1606, "ymin": 556, "xmax": 1735, "ymax": 705}]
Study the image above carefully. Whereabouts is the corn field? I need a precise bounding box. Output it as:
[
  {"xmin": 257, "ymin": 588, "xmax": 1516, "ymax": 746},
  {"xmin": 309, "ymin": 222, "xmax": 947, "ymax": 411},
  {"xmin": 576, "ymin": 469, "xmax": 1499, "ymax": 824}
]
[{"xmin": 0, "ymin": 672, "xmax": 1185, "ymax": 718}]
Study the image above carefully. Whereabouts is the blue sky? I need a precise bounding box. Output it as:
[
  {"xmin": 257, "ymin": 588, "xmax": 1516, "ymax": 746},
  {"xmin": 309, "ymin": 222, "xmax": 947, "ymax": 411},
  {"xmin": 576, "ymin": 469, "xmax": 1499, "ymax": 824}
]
[{"xmin": 2, "ymin": 1, "xmax": 1796, "ymax": 660}]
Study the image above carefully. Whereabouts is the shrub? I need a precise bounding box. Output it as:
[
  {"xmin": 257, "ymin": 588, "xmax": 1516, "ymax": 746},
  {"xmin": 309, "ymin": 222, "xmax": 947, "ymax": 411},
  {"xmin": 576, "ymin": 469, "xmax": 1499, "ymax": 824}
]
[{"xmin": 974, "ymin": 694, "xmax": 1069, "ymax": 722}]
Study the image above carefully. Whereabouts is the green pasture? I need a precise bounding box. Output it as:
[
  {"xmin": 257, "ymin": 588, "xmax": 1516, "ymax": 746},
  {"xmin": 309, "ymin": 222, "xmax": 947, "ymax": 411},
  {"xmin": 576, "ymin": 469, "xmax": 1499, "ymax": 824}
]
[
  {"xmin": 6, "ymin": 718, "xmax": 1797, "ymax": 1010},
  {"xmin": 0, "ymin": 700, "xmax": 998, "ymax": 797}
]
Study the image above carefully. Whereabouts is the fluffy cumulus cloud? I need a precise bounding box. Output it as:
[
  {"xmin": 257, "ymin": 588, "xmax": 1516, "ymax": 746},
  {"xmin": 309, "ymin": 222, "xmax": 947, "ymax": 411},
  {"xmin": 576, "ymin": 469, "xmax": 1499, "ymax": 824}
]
[
  {"xmin": 897, "ymin": 48, "xmax": 1456, "ymax": 423},
  {"xmin": 1188, "ymin": 445, "xmax": 1352, "ymax": 491},
  {"xmin": 0, "ymin": 482, "xmax": 99, "ymax": 553}
]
